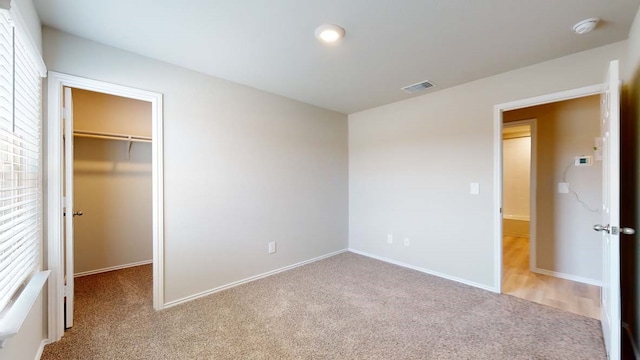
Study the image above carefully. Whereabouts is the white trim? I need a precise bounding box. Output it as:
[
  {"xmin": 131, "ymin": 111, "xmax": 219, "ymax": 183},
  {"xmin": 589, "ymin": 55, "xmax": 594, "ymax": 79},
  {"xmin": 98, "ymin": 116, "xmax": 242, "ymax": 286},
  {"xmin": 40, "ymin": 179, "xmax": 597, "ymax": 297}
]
[
  {"xmin": 496, "ymin": 84, "xmax": 605, "ymax": 112},
  {"xmin": 63, "ymin": 87, "xmax": 74, "ymax": 329},
  {"xmin": 493, "ymin": 83, "xmax": 605, "ymax": 294},
  {"xmin": 34, "ymin": 339, "xmax": 48, "ymax": 360},
  {"xmin": 163, "ymin": 249, "xmax": 348, "ymax": 309},
  {"xmin": 493, "ymin": 105, "xmax": 503, "ymax": 293},
  {"xmin": 532, "ymin": 267, "xmax": 602, "ymax": 287},
  {"xmin": 74, "ymin": 260, "xmax": 153, "ymax": 278},
  {"xmin": 348, "ymin": 248, "xmax": 498, "ymax": 293},
  {"xmin": 46, "ymin": 72, "xmax": 164, "ymax": 343},
  {"xmin": 0, "ymin": 271, "xmax": 50, "ymax": 348},
  {"xmin": 45, "ymin": 74, "xmax": 64, "ymax": 344},
  {"xmin": 8, "ymin": 0, "xmax": 46, "ymax": 76}
]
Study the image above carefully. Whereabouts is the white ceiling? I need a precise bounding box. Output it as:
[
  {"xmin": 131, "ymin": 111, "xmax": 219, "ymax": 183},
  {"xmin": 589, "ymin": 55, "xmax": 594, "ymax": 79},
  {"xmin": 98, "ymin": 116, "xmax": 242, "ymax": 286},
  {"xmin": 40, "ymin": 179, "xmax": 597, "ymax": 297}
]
[{"xmin": 34, "ymin": 0, "xmax": 640, "ymax": 114}]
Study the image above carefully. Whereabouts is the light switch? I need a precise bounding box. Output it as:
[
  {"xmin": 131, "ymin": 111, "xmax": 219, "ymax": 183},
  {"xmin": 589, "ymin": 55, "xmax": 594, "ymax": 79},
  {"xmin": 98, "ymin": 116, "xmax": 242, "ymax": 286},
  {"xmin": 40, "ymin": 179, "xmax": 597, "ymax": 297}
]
[
  {"xmin": 558, "ymin": 182, "xmax": 569, "ymax": 194},
  {"xmin": 470, "ymin": 182, "xmax": 480, "ymax": 195}
]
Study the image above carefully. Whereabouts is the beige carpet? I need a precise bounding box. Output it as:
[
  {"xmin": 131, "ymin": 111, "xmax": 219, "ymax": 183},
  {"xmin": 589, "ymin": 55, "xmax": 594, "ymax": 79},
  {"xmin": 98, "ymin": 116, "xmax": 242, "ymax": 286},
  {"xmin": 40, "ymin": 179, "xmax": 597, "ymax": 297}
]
[{"xmin": 42, "ymin": 252, "xmax": 606, "ymax": 359}]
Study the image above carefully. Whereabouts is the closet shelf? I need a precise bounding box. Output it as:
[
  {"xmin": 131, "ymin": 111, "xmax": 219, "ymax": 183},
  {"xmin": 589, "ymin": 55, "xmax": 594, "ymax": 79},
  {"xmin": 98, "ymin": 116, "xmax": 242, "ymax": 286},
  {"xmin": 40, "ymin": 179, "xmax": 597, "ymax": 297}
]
[{"xmin": 73, "ymin": 130, "xmax": 152, "ymax": 143}]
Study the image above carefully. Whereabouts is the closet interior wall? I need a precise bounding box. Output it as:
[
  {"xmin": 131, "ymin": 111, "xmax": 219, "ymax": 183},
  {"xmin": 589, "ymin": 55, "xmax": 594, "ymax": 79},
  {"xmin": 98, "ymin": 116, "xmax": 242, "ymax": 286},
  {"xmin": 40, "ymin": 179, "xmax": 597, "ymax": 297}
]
[{"xmin": 72, "ymin": 88, "xmax": 153, "ymax": 275}]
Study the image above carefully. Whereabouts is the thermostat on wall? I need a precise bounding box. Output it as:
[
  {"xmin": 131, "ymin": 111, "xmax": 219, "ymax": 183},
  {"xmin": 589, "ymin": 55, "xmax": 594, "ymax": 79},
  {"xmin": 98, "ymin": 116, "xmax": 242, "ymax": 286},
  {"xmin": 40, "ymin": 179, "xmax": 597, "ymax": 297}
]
[{"xmin": 574, "ymin": 155, "xmax": 593, "ymax": 166}]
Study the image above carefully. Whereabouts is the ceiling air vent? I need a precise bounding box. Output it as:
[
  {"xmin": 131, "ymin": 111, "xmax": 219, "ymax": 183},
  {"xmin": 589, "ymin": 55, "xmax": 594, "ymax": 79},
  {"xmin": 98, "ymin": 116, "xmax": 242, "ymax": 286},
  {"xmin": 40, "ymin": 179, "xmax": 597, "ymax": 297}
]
[{"xmin": 401, "ymin": 80, "xmax": 436, "ymax": 94}]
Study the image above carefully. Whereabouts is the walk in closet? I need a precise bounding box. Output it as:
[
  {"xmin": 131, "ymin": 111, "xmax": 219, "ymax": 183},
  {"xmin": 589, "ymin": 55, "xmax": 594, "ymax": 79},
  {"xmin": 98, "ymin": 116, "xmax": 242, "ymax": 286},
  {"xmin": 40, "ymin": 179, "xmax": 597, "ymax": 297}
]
[{"xmin": 70, "ymin": 88, "xmax": 153, "ymax": 276}]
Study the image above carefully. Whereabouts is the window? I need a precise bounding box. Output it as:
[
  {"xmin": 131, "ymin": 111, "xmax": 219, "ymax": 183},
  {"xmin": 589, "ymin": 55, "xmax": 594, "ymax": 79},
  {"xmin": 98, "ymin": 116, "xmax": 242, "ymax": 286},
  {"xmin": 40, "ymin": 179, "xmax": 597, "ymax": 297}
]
[{"xmin": 0, "ymin": 7, "xmax": 43, "ymax": 314}]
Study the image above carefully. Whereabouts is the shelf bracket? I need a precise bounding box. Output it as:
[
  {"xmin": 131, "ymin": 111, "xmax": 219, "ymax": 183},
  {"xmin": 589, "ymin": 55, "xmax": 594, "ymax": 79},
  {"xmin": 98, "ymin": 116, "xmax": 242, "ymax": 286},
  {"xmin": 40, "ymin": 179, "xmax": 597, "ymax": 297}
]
[{"xmin": 127, "ymin": 136, "xmax": 132, "ymax": 160}]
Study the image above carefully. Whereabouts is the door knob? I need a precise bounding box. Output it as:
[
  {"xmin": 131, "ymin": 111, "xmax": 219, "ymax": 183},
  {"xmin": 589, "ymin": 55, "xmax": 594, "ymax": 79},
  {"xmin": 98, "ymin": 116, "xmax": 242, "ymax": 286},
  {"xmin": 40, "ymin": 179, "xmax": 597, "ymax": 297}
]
[
  {"xmin": 593, "ymin": 224, "xmax": 635, "ymax": 235},
  {"xmin": 621, "ymin": 227, "xmax": 635, "ymax": 235}
]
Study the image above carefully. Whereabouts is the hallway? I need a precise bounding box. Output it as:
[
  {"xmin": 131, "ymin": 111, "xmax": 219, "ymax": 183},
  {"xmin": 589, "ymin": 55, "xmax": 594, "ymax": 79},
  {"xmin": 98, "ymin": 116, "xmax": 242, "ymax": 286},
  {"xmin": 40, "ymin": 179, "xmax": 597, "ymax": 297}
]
[{"xmin": 502, "ymin": 235, "xmax": 601, "ymax": 319}]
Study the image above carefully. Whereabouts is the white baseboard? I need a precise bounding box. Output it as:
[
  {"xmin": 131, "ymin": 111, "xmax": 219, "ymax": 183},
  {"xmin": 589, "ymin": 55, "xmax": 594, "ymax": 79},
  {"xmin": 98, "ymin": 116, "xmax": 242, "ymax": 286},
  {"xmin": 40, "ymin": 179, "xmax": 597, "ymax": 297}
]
[
  {"xmin": 348, "ymin": 248, "xmax": 498, "ymax": 293},
  {"xmin": 532, "ymin": 267, "xmax": 602, "ymax": 286},
  {"xmin": 74, "ymin": 260, "xmax": 153, "ymax": 278},
  {"xmin": 35, "ymin": 339, "xmax": 48, "ymax": 360},
  {"xmin": 163, "ymin": 249, "xmax": 349, "ymax": 309}
]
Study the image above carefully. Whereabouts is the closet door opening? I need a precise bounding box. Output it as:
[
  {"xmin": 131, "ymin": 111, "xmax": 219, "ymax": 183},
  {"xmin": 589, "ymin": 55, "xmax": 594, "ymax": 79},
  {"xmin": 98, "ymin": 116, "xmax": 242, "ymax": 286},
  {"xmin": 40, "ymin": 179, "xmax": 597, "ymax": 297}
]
[
  {"xmin": 65, "ymin": 88, "xmax": 154, "ymax": 327},
  {"xmin": 47, "ymin": 72, "xmax": 163, "ymax": 341}
]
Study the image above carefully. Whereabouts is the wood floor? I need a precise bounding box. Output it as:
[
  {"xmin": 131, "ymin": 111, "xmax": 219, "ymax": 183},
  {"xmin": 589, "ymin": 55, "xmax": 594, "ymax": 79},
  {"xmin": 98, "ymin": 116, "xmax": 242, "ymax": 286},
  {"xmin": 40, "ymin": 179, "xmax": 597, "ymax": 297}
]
[{"xmin": 502, "ymin": 235, "xmax": 601, "ymax": 319}]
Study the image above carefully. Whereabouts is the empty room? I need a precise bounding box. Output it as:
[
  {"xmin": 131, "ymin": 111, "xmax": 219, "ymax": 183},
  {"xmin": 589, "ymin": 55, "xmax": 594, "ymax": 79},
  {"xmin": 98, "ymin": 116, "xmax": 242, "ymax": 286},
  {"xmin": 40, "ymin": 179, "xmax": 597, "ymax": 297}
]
[{"xmin": 2, "ymin": 1, "xmax": 640, "ymax": 359}]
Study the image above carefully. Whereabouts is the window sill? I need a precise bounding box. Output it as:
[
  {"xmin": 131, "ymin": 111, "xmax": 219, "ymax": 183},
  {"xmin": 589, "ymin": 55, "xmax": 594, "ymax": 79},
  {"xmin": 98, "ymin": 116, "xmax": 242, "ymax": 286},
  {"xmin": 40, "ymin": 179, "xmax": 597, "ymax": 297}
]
[{"xmin": 0, "ymin": 270, "xmax": 50, "ymax": 348}]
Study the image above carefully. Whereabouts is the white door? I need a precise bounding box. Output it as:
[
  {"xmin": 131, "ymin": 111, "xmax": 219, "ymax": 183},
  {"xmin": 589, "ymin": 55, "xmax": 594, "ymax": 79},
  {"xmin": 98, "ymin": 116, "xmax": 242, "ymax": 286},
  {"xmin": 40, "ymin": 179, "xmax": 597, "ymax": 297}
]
[
  {"xmin": 596, "ymin": 59, "xmax": 628, "ymax": 360},
  {"xmin": 63, "ymin": 87, "xmax": 75, "ymax": 328}
]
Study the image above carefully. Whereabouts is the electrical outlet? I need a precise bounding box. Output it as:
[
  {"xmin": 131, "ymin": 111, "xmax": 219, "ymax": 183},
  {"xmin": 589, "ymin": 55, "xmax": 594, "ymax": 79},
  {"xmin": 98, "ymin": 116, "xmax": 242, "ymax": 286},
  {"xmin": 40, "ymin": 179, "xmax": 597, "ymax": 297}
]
[
  {"xmin": 268, "ymin": 241, "xmax": 276, "ymax": 254},
  {"xmin": 387, "ymin": 234, "xmax": 393, "ymax": 244},
  {"xmin": 404, "ymin": 238, "xmax": 410, "ymax": 246}
]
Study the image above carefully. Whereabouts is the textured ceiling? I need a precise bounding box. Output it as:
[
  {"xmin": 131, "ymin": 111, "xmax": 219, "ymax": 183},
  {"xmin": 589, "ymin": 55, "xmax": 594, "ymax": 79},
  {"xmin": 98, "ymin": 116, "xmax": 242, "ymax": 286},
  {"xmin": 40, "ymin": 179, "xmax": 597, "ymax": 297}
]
[{"xmin": 34, "ymin": 0, "xmax": 640, "ymax": 114}]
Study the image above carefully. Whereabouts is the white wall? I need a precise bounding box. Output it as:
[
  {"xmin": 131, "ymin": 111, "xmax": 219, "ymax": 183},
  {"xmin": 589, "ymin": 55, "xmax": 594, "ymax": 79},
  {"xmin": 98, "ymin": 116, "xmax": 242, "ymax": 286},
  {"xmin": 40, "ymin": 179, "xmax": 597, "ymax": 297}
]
[
  {"xmin": 502, "ymin": 136, "xmax": 530, "ymax": 220},
  {"xmin": 43, "ymin": 27, "xmax": 349, "ymax": 304},
  {"xmin": 0, "ymin": 293, "xmax": 45, "ymax": 360},
  {"xmin": 349, "ymin": 41, "xmax": 627, "ymax": 289},
  {"xmin": 13, "ymin": 0, "xmax": 41, "ymax": 53},
  {"xmin": 630, "ymin": 7, "xmax": 640, "ymax": 75}
]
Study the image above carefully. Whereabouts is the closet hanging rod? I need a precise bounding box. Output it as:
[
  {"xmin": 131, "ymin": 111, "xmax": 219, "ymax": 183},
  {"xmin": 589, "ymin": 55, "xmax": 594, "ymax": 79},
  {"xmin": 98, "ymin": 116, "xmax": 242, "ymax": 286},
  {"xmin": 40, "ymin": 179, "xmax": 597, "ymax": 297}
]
[{"xmin": 73, "ymin": 130, "xmax": 152, "ymax": 143}]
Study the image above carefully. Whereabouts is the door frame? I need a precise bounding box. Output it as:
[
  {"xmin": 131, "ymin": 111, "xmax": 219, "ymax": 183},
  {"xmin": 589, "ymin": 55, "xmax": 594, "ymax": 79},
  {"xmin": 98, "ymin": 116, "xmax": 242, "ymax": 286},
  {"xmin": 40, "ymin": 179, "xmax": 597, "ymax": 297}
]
[
  {"xmin": 492, "ymin": 83, "xmax": 605, "ymax": 293},
  {"xmin": 46, "ymin": 72, "xmax": 165, "ymax": 342},
  {"xmin": 501, "ymin": 119, "xmax": 537, "ymax": 273}
]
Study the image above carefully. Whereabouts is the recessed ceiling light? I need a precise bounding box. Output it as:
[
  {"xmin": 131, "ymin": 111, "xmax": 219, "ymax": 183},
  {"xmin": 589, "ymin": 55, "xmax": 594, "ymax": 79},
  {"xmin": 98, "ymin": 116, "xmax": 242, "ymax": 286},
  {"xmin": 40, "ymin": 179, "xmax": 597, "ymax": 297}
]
[
  {"xmin": 315, "ymin": 24, "xmax": 345, "ymax": 43},
  {"xmin": 572, "ymin": 18, "xmax": 599, "ymax": 35}
]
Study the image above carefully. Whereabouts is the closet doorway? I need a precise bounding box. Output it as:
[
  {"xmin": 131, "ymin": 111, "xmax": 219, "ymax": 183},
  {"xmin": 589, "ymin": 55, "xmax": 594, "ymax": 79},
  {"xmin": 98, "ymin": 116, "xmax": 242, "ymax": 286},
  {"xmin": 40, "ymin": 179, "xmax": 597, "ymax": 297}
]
[
  {"xmin": 47, "ymin": 72, "xmax": 164, "ymax": 342},
  {"xmin": 70, "ymin": 89, "xmax": 152, "ymax": 277}
]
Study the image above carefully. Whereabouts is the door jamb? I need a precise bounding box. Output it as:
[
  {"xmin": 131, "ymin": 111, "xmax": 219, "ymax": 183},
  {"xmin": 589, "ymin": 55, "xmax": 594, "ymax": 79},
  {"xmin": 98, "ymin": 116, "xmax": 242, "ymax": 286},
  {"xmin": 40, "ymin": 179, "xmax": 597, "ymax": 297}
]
[
  {"xmin": 493, "ymin": 83, "xmax": 605, "ymax": 293},
  {"xmin": 46, "ymin": 72, "xmax": 165, "ymax": 342}
]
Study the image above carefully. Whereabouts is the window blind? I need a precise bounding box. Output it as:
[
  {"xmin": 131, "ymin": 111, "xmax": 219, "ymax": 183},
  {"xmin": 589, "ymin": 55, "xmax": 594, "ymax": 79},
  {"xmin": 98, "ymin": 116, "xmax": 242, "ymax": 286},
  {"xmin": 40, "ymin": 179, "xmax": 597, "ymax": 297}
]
[{"xmin": 0, "ymin": 8, "xmax": 42, "ymax": 313}]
